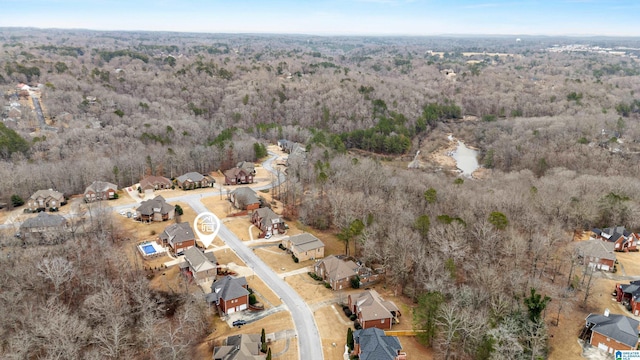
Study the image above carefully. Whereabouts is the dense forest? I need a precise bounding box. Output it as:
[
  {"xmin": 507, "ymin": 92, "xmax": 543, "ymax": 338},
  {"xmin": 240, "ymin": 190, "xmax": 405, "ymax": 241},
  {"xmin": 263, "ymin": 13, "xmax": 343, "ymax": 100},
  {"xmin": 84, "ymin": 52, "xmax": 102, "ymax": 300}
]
[{"xmin": 1, "ymin": 28, "xmax": 640, "ymax": 359}]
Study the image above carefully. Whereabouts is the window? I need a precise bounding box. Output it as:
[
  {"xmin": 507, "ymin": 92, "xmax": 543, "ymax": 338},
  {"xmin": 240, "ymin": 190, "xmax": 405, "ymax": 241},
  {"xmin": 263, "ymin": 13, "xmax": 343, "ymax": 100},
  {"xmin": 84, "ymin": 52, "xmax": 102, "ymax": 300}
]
[{"xmin": 381, "ymin": 319, "xmax": 385, "ymax": 323}]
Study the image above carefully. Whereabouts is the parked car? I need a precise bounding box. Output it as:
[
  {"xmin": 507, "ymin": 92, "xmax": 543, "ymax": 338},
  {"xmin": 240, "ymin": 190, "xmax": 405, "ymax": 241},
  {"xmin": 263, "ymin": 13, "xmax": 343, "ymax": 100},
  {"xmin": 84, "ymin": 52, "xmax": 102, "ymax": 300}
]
[
  {"xmin": 264, "ymin": 233, "xmax": 272, "ymax": 239},
  {"xmin": 232, "ymin": 319, "xmax": 247, "ymax": 327}
]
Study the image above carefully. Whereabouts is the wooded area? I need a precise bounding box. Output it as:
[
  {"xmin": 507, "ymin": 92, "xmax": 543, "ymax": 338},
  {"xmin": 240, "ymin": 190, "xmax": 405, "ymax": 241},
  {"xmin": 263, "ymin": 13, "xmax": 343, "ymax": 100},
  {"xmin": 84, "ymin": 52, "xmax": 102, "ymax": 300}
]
[{"xmin": 1, "ymin": 28, "xmax": 640, "ymax": 359}]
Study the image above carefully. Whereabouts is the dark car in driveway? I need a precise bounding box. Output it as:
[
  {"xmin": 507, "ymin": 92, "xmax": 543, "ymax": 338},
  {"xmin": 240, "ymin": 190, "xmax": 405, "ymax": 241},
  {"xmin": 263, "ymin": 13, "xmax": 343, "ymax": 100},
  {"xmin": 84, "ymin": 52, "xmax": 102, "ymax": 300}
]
[{"xmin": 232, "ymin": 319, "xmax": 247, "ymax": 327}]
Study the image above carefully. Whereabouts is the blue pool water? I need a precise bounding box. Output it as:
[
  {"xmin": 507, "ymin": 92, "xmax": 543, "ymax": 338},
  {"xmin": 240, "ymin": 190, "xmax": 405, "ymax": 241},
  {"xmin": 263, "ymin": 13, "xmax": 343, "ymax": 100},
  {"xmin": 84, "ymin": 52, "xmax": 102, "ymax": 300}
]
[{"xmin": 142, "ymin": 244, "xmax": 156, "ymax": 255}]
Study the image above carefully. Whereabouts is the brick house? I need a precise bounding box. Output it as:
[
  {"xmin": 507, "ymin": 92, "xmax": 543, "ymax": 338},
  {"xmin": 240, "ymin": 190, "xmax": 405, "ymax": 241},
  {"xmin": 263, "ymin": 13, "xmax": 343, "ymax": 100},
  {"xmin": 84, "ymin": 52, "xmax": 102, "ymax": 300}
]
[
  {"xmin": 251, "ymin": 208, "xmax": 285, "ymax": 236},
  {"xmin": 206, "ymin": 275, "xmax": 250, "ymax": 315},
  {"xmin": 224, "ymin": 168, "xmax": 254, "ymax": 185},
  {"xmin": 228, "ymin": 187, "xmax": 261, "ymax": 210},
  {"xmin": 27, "ymin": 189, "xmax": 65, "ymax": 212},
  {"xmin": 180, "ymin": 247, "xmax": 217, "ymax": 281},
  {"xmin": 314, "ymin": 255, "xmax": 359, "ymax": 290},
  {"xmin": 158, "ymin": 222, "xmax": 195, "ymax": 254},
  {"xmin": 614, "ymin": 281, "xmax": 640, "ymax": 316},
  {"xmin": 583, "ymin": 311, "xmax": 640, "ymax": 353},
  {"xmin": 236, "ymin": 161, "xmax": 256, "ymax": 175},
  {"xmin": 575, "ymin": 240, "xmax": 616, "ymax": 272},
  {"xmin": 352, "ymin": 328, "xmax": 406, "ymax": 360},
  {"xmin": 19, "ymin": 212, "xmax": 67, "ymax": 243},
  {"xmin": 139, "ymin": 175, "xmax": 172, "ymax": 191},
  {"xmin": 175, "ymin": 172, "xmax": 214, "ymax": 190},
  {"xmin": 348, "ymin": 290, "xmax": 401, "ymax": 330},
  {"xmin": 84, "ymin": 181, "xmax": 118, "ymax": 202},
  {"xmin": 283, "ymin": 233, "xmax": 325, "ymax": 261},
  {"xmin": 136, "ymin": 195, "xmax": 175, "ymax": 222},
  {"xmin": 592, "ymin": 227, "xmax": 639, "ymax": 252}
]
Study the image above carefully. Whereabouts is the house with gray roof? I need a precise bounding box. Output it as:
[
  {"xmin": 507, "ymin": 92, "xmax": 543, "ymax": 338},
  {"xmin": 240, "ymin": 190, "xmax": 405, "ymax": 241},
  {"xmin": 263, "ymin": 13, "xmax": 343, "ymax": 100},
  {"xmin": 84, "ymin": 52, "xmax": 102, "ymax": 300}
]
[
  {"xmin": 575, "ymin": 240, "xmax": 616, "ymax": 272},
  {"xmin": 229, "ymin": 187, "xmax": 261, "ymax": 211},
  {"xmin": 585, "ymin": 311, "xmax": 640, "ymax": 352},
  {"xmin": 592, "ymin": 226, "xmax": 638, "ymax": 252},
  {"xmin": 236, "ymin": 161, "xmax": 256, "ymax": 175},
  {"xmin": 180, "ymin": 247, "xmax": 217, "ymax": 281},
  {"xmin": 224, "ymin": 167, "xmax": 254, "ymax": 185},
  {"xmin": 314, "ymin": 255, "xmax": 359, "ymax": 290},
  {"xmin": 176, "ymin": 172, "xmax": 214, "ymax": 190},
  {"xmin": 159, "ymin": 222, "xmax": 195, "ymax": 254},
  {"xmin": 206, "ymin": 275, "xmax": 250, "ymax": 315},
  {"xmin": 251, "ymin": 208, "xmax": 285, "ymax": 236},
  {"xmin": 139, "ymin": 175, "xmax": 172, "ymax": 191},
  {"xmin": 352, "ymin": 328, "xmax": 406, "ymax": 360},
  {"xmin": 20, "ymin": 212, "xmax": 67, "ymax": 243},
  {"xmin": 213, "ymin": 334, "xmax": 264, "ymax": 360},
  {"xmin": 283, "ymin": 233, "xmax": 324, "ymax": 261},
  {"xmin": 136, "ymin": 195, "xmax": 175, "ymax": 222},
  {"xmin": 84, "ymin": 181, "xmax": 118, "ymax": 202},
  {"xmin": 27, "ymin": 189, "xmax": 65, "ymax": 212}
]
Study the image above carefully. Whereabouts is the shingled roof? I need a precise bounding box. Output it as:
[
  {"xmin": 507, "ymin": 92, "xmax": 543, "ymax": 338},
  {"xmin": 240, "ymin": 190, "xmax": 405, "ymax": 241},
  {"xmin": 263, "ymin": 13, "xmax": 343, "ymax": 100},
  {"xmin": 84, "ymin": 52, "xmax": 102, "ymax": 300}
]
[
  {"xmin": 586, "ymin": 313, "xmax": 640, "ymax": 348},
  {"xmin": 182, "ymin": 247, "xmax": 216, "ymax": 273},
  {"xmin": 353, "ymin": 290, "xmax": 400, "ymax": 322},
  {"xmin": 288, "ymin": 233, "xmax": 324, "ymax": 252},
  {"xmin": 354, "ymin": 328, "xmax": 403, "ymax": 360},
  {"xmin": 20, "ymin": 212, "xmax": 66, "ymax": 229},
  {"xmin": 207, "ymin": 275, "xmax": 249, "ymax": 304},
  {"xmin": 575, "ymin": 239, "xmax": 616, "ymax": 261},
  {"xmin": 136, "ymin": 195, "xmax": 174, "ymax": 216},
  {"xmin": 213, "ymin": 334, "xmax": 262, "ymax": 360},
  {"xmin": 84, "ymin": 180, "xmax": 117, "ymax": 194},
  {"xmin": 159, "ymin": 222, "xmax": 194, "ymax": 247},
  {"xmin": 317, "ymin": 255, "xmax": 358, "ymax": 282}
]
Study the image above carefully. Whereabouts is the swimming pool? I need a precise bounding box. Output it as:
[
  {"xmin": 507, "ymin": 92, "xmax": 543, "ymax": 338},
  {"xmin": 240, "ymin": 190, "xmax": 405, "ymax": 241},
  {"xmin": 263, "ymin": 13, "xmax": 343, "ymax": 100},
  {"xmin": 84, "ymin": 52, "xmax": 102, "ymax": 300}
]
[{"xmin": 142, "ymin": 244, "xmax": 156, "ymax": 255}]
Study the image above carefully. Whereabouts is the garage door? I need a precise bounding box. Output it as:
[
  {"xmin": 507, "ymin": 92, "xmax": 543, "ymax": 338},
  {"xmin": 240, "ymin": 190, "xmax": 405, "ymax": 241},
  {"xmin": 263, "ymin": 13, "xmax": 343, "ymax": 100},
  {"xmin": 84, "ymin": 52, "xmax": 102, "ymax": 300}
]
[
  {"xmin": 227, "ymin": 307, "xmax": 235, "ymax": 314},
  {"xmin": 239, "ymin": 304, "xmax": 247, "ymax": 311},
  {"xmin": 597, "ymin": 343, "xmax": 609, "ymax": 352},
  {"xmin": 601, "ymin": 265, "xmax": 610, "ymax": 271}
]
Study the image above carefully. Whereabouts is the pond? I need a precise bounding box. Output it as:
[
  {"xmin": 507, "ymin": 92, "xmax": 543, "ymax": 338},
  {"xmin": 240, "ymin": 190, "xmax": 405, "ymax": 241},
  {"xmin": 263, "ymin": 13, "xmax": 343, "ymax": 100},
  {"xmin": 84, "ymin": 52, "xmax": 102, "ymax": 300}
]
[{"xmin": 452, "ymin": 140, "xmax": 479, "ymax": 177}]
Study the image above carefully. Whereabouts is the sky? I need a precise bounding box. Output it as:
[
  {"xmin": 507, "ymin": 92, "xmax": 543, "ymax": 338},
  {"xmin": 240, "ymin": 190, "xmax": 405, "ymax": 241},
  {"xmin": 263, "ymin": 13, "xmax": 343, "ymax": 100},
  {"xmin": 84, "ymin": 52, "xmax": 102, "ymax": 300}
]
[{"xmin": 0, "ymin": 0, "xmax": 639, "ymax": 36}]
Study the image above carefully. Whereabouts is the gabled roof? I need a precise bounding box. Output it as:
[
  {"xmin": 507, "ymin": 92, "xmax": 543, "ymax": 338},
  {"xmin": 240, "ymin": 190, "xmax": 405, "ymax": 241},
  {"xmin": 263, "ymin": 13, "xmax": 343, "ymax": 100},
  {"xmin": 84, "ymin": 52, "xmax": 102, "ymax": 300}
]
[
  {"xmin": 139, "ymin": 175, "xmax": 171, "ymax": 188},
  {"xmin": 354, "ymin": 328, "xmax": 403, "ymax": 360},
  {"xmin": 224, "ymin": 167, "xmax": 250, "ymax": 178},
  {"xmin": 207, "ymin": 275, "xmax": 249, "ymax": 304},
  {"xmin": 20, "ymin": 212, "xmax": 66, "ymax": 229},
  {"xmin": 213, "ymin": 334, "xmax": 262, "ymax": 360},
  {"xmin": 85, "ymin": 181, "xmax": 117, "ymax": 194},
  {"xmin": 353, "ymin": 290, "xmax": 399, "ymax": 322},
  {"xmin": 587, "ymin": 313, "xmax": 640, "ymax": 348},
  {"xmin": 176, "ymin": 172, "xmax": 204, "ymax": 183},
  {"xmin": 236, "ymin": 161, "xmax": 255, "ymax": 173},
  {"xmin": 254, "ymin": 208, "xmax": 282, "ymax": 228},
  {"xmin": 29, "ymin": 189, "xmax": 64, "ymax": 201},
  {"xmin": 317, "ymin": 255, "xmax": 358, "ymax": 281},
  {"xmin": 159, "ymin": 222, "xmax": 194, "ymax": 246},
  {"xmin": 231, "ymin": 187, "xmax": 260, "ymax": 207},
  {"xmin": 288, "ymin": 233, "xmax": 324, "ymax": 252},
  {"xmin": 136, "ymin": 195, "xmax": 174, "ymax": 216},
  {"xmin": 575, "ymin": 240, "xmax": 616, "ymax": 261},
  {"xmin": 183, "ymin": 247, "xmax": 216, "ymax": 273}
]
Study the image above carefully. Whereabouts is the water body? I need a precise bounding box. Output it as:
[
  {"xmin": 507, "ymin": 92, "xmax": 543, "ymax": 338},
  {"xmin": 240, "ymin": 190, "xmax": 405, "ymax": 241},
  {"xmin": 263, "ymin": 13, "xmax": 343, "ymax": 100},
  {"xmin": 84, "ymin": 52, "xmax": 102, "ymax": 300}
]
[{"xmin": 452, "ymin": 141, "xmax": 479, "ymax": 176}]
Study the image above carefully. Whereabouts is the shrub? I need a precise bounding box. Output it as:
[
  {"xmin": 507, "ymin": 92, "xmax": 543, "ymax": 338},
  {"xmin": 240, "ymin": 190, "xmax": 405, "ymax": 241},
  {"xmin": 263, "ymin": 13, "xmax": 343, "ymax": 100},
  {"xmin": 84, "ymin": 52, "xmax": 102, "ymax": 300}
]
[
  {"xmin": 175, "ymin": 204, "xmax": 184, "ymax": 216},
  {"xmin": 324, "ymin": 282, "xmax": 332, "ymax": 289},
  {"xmin": 249, "ymin": 293, "xmax": 257, "ymax": 305},
  {"xmin": 350, "ymin": 314, "xmax": 357, "ymax": 321},
  {"xmin": 343, "ymin": 308, "xmax": 352, "ymax": 317},
  {"xmin": 10, "ymin": 194, "xmax": 24, "ymax": 207},
  {"xmin": 292, "ymin": 255, "xmax": 299, "ymax": 263}
]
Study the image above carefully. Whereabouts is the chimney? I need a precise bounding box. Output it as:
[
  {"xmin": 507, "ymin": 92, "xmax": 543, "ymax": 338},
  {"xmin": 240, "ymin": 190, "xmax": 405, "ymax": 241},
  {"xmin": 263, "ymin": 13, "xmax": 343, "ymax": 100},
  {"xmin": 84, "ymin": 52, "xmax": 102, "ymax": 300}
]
[{"xmin": 604, "ymin": 308, "xmax": 610, "ymax": 317}]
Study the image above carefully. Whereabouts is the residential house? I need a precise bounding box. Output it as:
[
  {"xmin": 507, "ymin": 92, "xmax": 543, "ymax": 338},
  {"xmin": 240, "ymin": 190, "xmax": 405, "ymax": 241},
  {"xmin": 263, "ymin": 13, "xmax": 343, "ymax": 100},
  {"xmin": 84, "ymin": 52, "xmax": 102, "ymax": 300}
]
[
  {"xmin": 175, "ymin": 172, "xmax": 214, "ymax": 190},
  {"xmin": 348, "ymin": 290, "xmax": 401, "ymax": 330},
  {"xmin": 236, "ymin": 161, "xmax": 256, "ymax": 175},
  {"xmin": 575, "ymin": 240, "xmax": 616, "ymax": 272},
  {"xmin": 251, "ymin": 208, "xmax": 285, "ymax": 236},
  {"xmin": 136, "ymin": 195, "xmax": 175, "ymax": 222},
  {"xmin": 180, "ymin": 247, "xmax": 217, "ymax": 281},
  {"xmin": 27, "ymin": 189, "xmax": 65, "ymax": 212},
  {"xmin": 84, "ymin": 181, "xmax": 118, "ymax": 202},
  {"xmin": 158, "ymin": 222, "xmax": 195, "ymax": 254},
  {"xmin": 213, "ymin": 334, "xmax": 264, "ymax": 360},
  {"xmin": 614, "ymin": 280, "xmax": 640, "ymax": 316},
  {"xmin": 224, "ymin": 168, "xmax": 254, "ymax": 185},
  {"xmin": 583, "ymin": 311, "xmax": 640, "ymax": 353},
  {"xmin": 592, "ymin": 226, "xmax": 638, "ymax": 252},
  {"xmin": 228, "ymin": 187, "xmax": 261, "ymax": 210},
  {"xmin": 314, "ymin": 255, "xmax": 359, "ymax": 290},
  {"xmin": 206, "ymin": 275, "xmax": 250, "ymax": 315},
  {"xmin": 283, "ymin": 233, "xmax": 325, "ymax": 261},
  {"xmin": 352, "ymin": 328, "xmax": 406, "ymax": 360},
  {"xmin": 139, "ymin": 175, "xmax": 172, "ymax": 191},
  {"xmin": 20, "ymin": 212, "xmax": 67, "ymax": 242}
]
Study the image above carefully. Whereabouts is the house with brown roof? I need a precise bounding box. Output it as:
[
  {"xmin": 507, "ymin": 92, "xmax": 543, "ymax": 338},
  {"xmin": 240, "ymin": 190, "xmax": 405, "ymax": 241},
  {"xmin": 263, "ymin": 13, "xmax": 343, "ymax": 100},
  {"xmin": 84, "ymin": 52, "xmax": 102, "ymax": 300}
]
[
  {"xmin": 575, "ymin": 240, "xmax": 616, "ymax": 272},
  {"xmin": 229, "ymin": 187, "xmax": 261, "ymax": 210},
  {"xmin": 224, "ymin": 168, "xmax": 254, "ymax": 185},
  {"xmin": 180, "ymin": 247, "xmax": 217, "ymax": 281},
  {"xmin": 236, "ymin": 161, "xmax": 256, "ymax": 175},
  {"xmin": 352, "ymin": 328, "xmax": 406, "ymax": 360},
  {"xmin": 314, "ymin": 255, "xmax": 359, "ymax": 290},
  {"xmin": 139, "ymin": 175, "xmax": 172, "ymax": 191},
  {"xmin": 158, "ymin": 222, "xmax": 195, "ymax": 254},
  {"xmin": 84, "ymin": 181, "xmax": 118, "ymax": 202},
  {"xmin": 175, "ymin": 172, "xmax": 214, "ymax": 190},
  {"xmin": 135, "ymin": 195, "xmax": 175, "ymax": 222},
  {"xmin": 206, "ymin": 275, "xmax": 250, "ymax": 315},
  {"xmin": 27, "ymin": 189, "xmax": 65, "ymax": 212},
  {"xmin": 213, "ymin": 334, "xmax": 264, "ymax": 360},
  {"xmin": 251, "ymin": 208, "xmax": 285, "ymax": 236},
  {"xmin": 283, "ymin": 233, "xmax": 325, "ymax": 261},
  {"xmin": 348, "ymin": 290, "xmax": 401, "ymax": 330}
]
